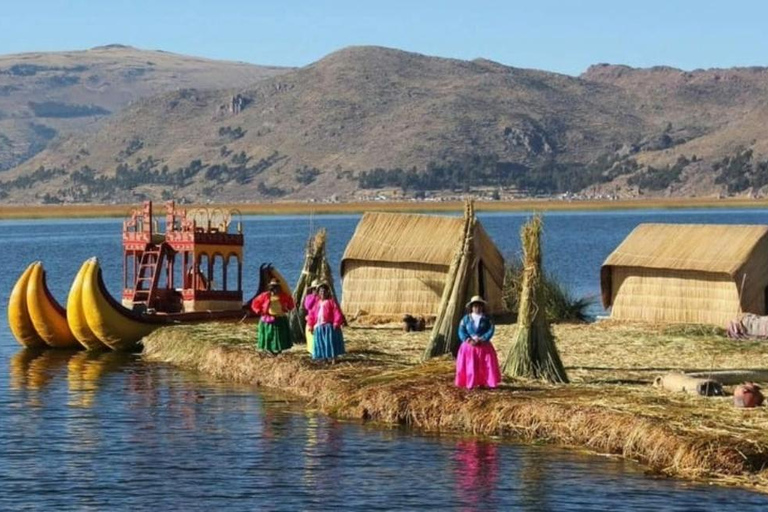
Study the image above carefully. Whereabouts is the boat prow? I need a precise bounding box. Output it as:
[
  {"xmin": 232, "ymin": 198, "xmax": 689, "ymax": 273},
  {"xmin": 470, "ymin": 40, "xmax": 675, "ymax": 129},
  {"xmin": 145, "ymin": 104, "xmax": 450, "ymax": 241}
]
[
  {"xmin": 81, "ymin": 258, "xmax": 162, "ymax": 352},
  {"xmin": 8, "ymin": 263, "xmax": 47, "ymax": 349},
  {"xmin": 27, "ymin": 262, "xmax": 80, "ymax": 349},
  {"xmin": 67, "ymin": 259, "xmax": 109, "ymax": 351}
]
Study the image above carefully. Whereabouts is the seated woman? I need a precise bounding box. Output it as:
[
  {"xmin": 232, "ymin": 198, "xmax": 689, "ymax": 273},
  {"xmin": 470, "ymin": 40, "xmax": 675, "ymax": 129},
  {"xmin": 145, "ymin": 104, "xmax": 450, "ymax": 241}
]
[
  {"xmin": 306, "ymin": 283, "xmax": 345, "ymax": 361},
  {"xmin": 455, "ymin": 296, "xmax": 501, "ymax": 389},
  {"xmin": 303, "ymin": 279, "xmax": 321, "ymax": 355},
  {"xmin": 250, "ymin": 278, "xmax": 295, "ymax": 354}
]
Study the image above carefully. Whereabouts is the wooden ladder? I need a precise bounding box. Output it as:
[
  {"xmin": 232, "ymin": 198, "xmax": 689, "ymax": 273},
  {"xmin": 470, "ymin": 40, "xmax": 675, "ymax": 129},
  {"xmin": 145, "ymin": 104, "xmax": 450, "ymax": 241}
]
[{"xmin": 133, "ymin": 243, "xmax": 169, "ymax": 310}]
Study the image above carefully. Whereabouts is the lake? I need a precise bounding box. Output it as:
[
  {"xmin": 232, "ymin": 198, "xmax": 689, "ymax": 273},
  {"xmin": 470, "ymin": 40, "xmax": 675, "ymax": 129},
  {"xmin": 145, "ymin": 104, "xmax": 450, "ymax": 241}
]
[{"xmin": 2, "ymin": 208, "xmax": 768, "ymax": 510}]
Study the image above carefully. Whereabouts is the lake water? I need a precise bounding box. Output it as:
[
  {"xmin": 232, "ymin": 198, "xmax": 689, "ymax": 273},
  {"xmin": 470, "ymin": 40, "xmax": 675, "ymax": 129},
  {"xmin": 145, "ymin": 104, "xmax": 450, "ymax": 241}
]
[{"xmin": 2, "ymin": 208, "xmax": 768, "ymax": 510}]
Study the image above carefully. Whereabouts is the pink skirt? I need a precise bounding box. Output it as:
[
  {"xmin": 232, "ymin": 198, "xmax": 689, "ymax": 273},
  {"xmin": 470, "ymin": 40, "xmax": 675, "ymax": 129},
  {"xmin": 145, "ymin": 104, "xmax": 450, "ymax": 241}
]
[{"xmin": 455, "ymin": 341, "xmax": 501, "ymax": 389}]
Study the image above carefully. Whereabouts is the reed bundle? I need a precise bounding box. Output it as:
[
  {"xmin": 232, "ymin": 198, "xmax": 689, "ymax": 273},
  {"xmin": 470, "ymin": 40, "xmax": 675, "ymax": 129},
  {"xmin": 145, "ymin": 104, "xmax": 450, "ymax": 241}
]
[
  {"xmin": 288, "ymin": 229, "xmax": 337, "ymax": 342},
  {"xmin": 502, "ymin": 215, "xmax": 569, "ymax": 383},
  {"xmin": 422, "ymin": 200, "xmax": 475, "ymax": 360}
]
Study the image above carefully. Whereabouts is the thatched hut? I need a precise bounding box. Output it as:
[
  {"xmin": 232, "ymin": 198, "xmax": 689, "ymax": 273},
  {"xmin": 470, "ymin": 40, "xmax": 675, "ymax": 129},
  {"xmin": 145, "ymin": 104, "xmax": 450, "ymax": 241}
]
[
  {"xmin": 341, "ymin": 212, "xmax": 505, "ymax": 319},
  {"xmin": 601, "ymin": 223, "xmax": 768, "ymax": 326}
]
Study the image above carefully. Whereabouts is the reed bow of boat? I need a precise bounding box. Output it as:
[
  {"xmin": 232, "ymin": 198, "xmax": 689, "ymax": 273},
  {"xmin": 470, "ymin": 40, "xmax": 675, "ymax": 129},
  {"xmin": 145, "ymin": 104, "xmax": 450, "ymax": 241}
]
[
  {"xmin": 26, "ymin": 262, "xmax": 80, "ymax": 349},
  {"xmin": 67, "ymin": 259, "xmax": 109, "ymax": 351},
  {"xmin": 8, "ymin": 262, "xmax": 47, "ymax": 349},
  {"xmin": 81, "ymin": 258, "xmax": 163, "ymax": 352}
]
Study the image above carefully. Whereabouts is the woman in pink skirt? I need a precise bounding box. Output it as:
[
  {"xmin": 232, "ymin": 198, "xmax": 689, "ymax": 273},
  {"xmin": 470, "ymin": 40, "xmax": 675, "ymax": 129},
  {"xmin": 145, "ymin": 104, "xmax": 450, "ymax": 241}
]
[{"xmin": 455, "ymin": 296, "xmax": 501, "ymax": 389}]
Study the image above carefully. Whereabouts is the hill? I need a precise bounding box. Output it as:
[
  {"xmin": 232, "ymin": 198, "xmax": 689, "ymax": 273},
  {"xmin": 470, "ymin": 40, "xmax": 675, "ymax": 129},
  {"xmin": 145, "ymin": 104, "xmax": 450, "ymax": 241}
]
[
  {"xmin": 5, "ymin": 46, "xmax": 768, "ymax": 203},
  {"xmin": 0, "ymin": 45, "xmax": 288, "ymax": 173}
]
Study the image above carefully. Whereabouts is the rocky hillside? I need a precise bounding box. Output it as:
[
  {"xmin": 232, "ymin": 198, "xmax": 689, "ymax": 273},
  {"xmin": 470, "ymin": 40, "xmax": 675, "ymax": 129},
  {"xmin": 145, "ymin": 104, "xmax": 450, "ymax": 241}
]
[
  {"xmin": 5, "ymin": 46, "xmax": 768, "ymax": 203},
  {"xmin": 0, "ymin": 44, "xmax": 287, "ymax": 173}
]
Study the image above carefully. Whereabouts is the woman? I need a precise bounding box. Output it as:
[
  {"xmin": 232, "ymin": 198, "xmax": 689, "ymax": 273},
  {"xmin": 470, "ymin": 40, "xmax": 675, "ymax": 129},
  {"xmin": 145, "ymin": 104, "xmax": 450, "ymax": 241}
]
[
  {"xmin": 303, "ymin": 279, "xmax": 321, "ymax": 355},
  {"xmin": 455, "ymin": 296, "xmax": 501, "ymax": 389},
  {"xmin": 306, "ymin": 283, "xmax": 345, "ymax": 361},
  {"xmin": 251, "ymin": 278, "xmax": 295, "ymax": 354}
]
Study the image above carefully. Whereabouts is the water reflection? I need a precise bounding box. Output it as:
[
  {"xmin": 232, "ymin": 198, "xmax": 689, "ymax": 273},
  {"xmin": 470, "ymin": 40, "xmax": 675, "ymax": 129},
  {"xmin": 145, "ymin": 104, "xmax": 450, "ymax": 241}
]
[
  {"xmin": 9, "ymin": 349, "xmax": 76, "ymax": 406},
  {"xmin": 519, "ymin": 450, "xmax": 552, "ymax": 512},
  {"xmin": 67, "ymin": 351, "xmax": 133, "ymax": 408},
  {"xmin": 453, "ymin": 439, "xmax": 499, "ymax": 511}
]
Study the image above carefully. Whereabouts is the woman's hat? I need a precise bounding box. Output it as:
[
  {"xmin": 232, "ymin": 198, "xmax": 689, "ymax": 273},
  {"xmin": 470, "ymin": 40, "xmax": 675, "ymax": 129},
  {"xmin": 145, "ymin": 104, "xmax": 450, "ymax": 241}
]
[
  {"xmin": 310, "ymin": 278, "xmax": 321, "ymax": 288},
  {"xmin": 316, "ymin": 281, "xmax": 330, "ymax": 290},
  {"xmin": 465, "ymin": 295, "xmax": 487, "ymax": 308},
  {"xmin": 268, "ymin": 278, "xmax": 281, "ymax": 288}
]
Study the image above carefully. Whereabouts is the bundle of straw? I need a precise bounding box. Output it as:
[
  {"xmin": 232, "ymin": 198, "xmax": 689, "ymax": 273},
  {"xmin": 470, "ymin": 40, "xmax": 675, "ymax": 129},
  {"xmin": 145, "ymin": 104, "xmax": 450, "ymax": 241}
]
[
  {"xmin": 423, "ymin": 200, "xmax": 476, "ymax": 360},
  {"xmin": 502, "ymin": 215, "xmax": 569, "ymax": 383},
  {"xmin": 289, "ymin": 229, "xmax": 337, "ymax": 343}
]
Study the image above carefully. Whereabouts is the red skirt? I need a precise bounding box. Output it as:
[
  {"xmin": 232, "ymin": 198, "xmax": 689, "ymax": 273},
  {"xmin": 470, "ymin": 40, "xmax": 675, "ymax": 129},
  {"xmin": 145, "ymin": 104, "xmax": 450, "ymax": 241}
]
[{"xmin": 455, "ymin": 341, "xmax": 501, "ymax": 389}]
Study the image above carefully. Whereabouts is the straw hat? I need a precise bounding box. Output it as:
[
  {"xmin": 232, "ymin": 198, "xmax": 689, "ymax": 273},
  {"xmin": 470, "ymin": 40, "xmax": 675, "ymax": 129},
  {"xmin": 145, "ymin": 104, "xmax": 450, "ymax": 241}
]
[
  {"xmin": 268, "ymin": 278, "xmax": 281, "ymax": 288},
  {"xmin": 310, "ymin": 278, "xmax": 321, "ymax": 288},
  {"xmin": 465, "ymin": 295, "xmax": 487, "ymax": 308}
]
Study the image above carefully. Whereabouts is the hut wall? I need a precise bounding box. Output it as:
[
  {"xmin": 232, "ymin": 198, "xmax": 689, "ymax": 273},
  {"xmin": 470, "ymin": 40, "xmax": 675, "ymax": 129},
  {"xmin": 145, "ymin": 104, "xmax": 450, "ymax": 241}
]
[
  {"xmin": 733, "ymin": 235, "xmax": 768, "ymax": 315},
  {"xmin": 341, "ymin": 260, "xmax": 448, "ymax": 317},
  {"xmin": 610, "ymin": 266, "xmax": 741, "ymax": 326}
]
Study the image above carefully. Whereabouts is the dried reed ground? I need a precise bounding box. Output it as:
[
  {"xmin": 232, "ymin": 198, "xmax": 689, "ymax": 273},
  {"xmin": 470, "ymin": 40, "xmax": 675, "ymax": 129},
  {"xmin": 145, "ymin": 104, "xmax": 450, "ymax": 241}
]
[{"xmin": 142, "ymin": 321, "xmax": 768, "ymax": 491}]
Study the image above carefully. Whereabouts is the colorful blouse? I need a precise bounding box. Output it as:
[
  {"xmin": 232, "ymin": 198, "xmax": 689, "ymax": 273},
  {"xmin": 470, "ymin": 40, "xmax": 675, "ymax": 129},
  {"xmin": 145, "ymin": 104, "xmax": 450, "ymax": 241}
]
[
  {"xmin": 251, "ymin": 291, "xmax": 295, "ymax": 317},
  {"xmin": 303, "ymin": 292, "xmax": 318, "ymax": 313},
  {"xmin": 458, "ymin": 313, "xmax": 495, "ymax": 343},
  {"xmin": 307, "ymin": 298, "xmax": 345, "ymax": 329}
]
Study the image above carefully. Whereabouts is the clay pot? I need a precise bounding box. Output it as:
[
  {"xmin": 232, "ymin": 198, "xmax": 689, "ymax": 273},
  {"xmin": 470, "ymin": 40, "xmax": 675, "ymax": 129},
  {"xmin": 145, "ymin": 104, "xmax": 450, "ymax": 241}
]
[{"xmin": 734, "ymin": 382, "xmax": 764, "ymax": 408}]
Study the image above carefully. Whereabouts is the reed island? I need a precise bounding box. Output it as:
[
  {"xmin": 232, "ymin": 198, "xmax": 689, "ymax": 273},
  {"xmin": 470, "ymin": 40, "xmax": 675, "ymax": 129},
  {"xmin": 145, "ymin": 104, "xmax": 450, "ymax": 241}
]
[{"xmin": 142, "ymin": 320, "xmax": 768, "ymax": 492}]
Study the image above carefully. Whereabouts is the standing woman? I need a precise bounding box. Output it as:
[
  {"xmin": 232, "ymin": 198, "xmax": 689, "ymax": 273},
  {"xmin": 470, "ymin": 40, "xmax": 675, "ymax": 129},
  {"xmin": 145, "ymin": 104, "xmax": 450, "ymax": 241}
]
[
  {"xmin": 306, "ymin": 283, "xmax": 345, "ymax": 361},
  {"xmin": 303, "ymin": 279, "xmax": 321, "ymax": 355},
  {"xmin": 251, "ymin": 278, "xmax": 295, "ymax": 354},
  {"xmin": 455, "ymin": 296, "xmax": 501, "ymax": 389}
]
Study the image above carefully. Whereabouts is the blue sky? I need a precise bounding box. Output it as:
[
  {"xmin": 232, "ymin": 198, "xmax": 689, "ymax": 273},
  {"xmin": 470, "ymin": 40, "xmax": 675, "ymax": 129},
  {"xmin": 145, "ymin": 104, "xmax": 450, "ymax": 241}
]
[{"xmin": 1, "ymin": 0, "xmax": 766, "ymax": 75}]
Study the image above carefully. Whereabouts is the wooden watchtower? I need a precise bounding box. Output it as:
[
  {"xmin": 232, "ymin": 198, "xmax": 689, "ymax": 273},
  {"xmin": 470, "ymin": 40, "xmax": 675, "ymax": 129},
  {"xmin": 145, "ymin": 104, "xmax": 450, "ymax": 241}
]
[{"xmin": 122, "ymin": 201, "xmax": 244, "ymax": 314}]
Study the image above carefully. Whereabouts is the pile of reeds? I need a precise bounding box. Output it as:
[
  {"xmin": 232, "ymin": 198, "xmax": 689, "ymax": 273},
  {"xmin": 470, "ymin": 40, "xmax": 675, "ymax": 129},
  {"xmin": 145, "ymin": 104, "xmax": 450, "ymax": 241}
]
[
  {"xmin": 423, "ymin": 200, "xmax": 475, "ymax": 360},
  {"xmin": 502, "ymin": 215, "xmax": 569, "ymax": 383},
  {"xmin": 288, "ymin": 229, "xmax": 337, "ymax": 343}
]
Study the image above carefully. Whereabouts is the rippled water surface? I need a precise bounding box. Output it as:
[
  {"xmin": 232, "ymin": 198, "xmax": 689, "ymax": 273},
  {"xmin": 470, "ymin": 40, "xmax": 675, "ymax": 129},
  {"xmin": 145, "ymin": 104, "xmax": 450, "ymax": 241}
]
[{"xmin": 3, "ymin": 209, "xmax": 768, "ymax": 510}]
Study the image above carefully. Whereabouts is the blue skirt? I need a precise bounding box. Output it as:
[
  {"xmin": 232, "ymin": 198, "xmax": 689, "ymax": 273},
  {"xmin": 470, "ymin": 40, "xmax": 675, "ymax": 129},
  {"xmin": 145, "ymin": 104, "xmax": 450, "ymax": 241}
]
[{"xmin": 312, "ymin": 323, "xmax": 345, "ymax": 359}]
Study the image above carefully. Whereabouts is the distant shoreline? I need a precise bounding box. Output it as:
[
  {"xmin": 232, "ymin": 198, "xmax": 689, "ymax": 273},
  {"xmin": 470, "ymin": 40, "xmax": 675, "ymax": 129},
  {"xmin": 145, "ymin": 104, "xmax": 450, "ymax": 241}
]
[{"xmin": 2, "ymin": 197, "xmax": 768, "ymax": 220}]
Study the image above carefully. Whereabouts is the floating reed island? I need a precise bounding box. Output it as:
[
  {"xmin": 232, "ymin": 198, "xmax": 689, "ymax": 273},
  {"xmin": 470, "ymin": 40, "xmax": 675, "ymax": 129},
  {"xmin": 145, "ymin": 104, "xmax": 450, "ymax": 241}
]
[{"xmin": 143, "ymin": 320, "xmax": 768, "ymax": 492}]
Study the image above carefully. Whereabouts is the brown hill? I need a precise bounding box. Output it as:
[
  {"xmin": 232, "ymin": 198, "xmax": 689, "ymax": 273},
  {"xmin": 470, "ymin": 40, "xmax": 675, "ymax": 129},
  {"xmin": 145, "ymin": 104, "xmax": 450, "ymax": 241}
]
[
  {"xmin": 0, "ymin": 44, "xmax": 288, "ymax": 172},
  {"xmin": 5, "ymin": 46, "xmax": 768, "ymax": 203}
]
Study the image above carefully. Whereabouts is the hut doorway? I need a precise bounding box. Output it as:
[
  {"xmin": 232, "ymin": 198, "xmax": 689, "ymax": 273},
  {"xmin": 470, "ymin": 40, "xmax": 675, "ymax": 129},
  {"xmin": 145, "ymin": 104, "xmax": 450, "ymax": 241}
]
[{"xmin": 764, "ymin": 286, "xmax": 768, "ymax": 314}]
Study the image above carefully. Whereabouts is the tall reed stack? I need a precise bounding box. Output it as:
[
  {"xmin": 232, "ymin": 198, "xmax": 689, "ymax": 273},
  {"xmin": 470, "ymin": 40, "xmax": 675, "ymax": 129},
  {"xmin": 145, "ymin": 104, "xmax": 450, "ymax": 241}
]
[
  {"xmin": 502, "ymin": 215, "xmax": 569, "ymax": 383},
  {"xmin": 423, "ymin": 200, "xmax": 476, "ymax": 360},
  {"xmin": 288, "ymin": 229, "xmax": 336, "ymax": 343}
]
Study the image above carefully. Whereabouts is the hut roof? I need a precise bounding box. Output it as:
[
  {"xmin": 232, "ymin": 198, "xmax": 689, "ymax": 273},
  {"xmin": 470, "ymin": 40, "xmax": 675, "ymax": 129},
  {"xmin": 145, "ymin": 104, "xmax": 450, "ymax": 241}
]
[
  {"xmin": 342, "ymin": 212, "xmax": 505, "ymax": 284},
  {"xmin": 603, "ymin": 223, "xmax": 768, "ymax": 276}
]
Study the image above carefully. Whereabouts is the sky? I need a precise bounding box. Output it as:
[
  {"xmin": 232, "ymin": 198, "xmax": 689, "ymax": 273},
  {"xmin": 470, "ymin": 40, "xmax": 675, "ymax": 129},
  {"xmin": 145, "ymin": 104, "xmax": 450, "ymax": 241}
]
[{"xmin": 1, "ymin": 0, "xmax": 766, "ymax": 75}]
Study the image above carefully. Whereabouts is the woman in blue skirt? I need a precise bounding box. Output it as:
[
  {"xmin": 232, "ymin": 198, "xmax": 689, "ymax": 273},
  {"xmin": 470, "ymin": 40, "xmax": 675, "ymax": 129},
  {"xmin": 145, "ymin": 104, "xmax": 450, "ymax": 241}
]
[{"xmin": 306, "ymin": 283, "xmax": 345, "ymax": 361}]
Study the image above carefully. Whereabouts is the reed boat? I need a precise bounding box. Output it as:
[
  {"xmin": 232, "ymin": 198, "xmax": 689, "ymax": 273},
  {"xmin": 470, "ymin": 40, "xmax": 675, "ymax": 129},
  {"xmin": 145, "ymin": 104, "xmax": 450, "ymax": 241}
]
[
  {"xmin": 8, "ymin": 262, "xmax": 81, "ymax": 349},
  {"xmin": 8, "ymin": 201, "xmax": 291, "ymax": 351},
  {"xmin": 67, "ymin": 260, "xmax": 109, "ymax": 351},
  {"xmin": 27, "ymin": 262, "xmax": 80, "ymax": 349},
  {"xmin": 8, "ymin": 263, "xmax": 47, "ymax": 349}
]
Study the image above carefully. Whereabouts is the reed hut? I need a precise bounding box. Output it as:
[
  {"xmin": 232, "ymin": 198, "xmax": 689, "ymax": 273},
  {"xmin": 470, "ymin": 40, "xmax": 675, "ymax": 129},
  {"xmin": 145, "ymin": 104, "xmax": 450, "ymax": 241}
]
[
  {"xmin": 341, "ymin": 212, "xmax": 505, "ymax": 320},
  {"xmin": 601, "ymin": 223, "xmax": 768, "ymax": 326}
]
